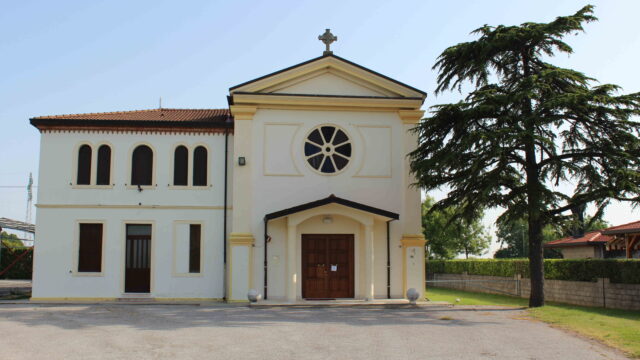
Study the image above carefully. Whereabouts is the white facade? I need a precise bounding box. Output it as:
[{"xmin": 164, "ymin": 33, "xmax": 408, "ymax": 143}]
[
  {"xmin": 33, "ymin": 131, "xmax": 231, "ymax": 299},
  {"xmin": 31, "ymin": 54, "xmax": 427, "ymax": 302}
]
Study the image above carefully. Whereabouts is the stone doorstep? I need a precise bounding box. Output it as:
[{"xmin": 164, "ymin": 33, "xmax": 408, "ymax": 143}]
[
  {"xmin": 20, "ymin": 299, "xmax": 225, "ymax": 306},
  {"xmin": 0, "ymin": 299, "xmax": 449, "ymax": 307},
  {"xmin": 117, "ymin": 297, "xmax": 155, "ymax": 303},
  {"xmin": 249, "ymin": 299, "xmax": 440, "ymax": 307}
]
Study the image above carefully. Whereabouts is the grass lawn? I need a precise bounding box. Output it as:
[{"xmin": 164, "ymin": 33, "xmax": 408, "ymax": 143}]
[{"xmin": 427, "ymin": 287, "xmax": 640, "ymax": 358}]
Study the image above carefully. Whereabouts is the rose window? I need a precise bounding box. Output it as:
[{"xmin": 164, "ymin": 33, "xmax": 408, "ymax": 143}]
[{"xmin": 304, "ymin": 125, "xmax": 352, "ymax": 174}]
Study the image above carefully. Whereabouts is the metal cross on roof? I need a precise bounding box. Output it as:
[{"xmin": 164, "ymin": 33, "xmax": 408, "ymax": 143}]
[{"xmin": 318, "ymin": 29, "xmax": 337, "ymax": 55}]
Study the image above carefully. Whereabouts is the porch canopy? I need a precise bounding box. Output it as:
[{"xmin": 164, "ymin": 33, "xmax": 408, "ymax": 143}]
[
  {"xmin": 264, "ymin": 194, "xmax": 399, "ymax": 301},
  {"xmin": 264, "ymin": 194, "xmax": 399, "ymax": 222},
  {"xmin": 602, "ymin": 220, "xmax": 640, "ymax": 259}
]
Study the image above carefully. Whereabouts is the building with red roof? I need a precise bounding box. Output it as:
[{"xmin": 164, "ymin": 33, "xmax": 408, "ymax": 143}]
[
  {"xmin": 544, "ymin": 221, "xmax": 640, "ymax": 259},
  {"xmin": 28, "ymin": 37, "xmax": 429, "ymax": 302}
]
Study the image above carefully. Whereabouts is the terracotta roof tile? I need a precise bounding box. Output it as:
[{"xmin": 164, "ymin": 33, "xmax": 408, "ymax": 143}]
[
  {"xmin": 545, "ymin": 230, "xmax": 612, "ymax": 248},
  {"xmin": 602, "ymin": 220, "xmax": 640, "ymax": 235},
  {"xmin": 31, "ymin": 108, "xmax": 230, "ymax": 122}
]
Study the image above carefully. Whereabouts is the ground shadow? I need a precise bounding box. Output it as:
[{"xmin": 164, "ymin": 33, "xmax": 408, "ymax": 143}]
[{"xmin": 0, "ymin": 303, "xmax": 517, "ymax": 331}]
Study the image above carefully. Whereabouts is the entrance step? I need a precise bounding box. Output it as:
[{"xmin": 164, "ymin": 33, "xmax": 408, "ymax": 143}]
[
  {"xmin": 249, "ymin": 299, "xmax": 431, "ymax": 307},
  {"xmin": 117, "ymin": 296, "xmax": 155, "ymax": 303}
]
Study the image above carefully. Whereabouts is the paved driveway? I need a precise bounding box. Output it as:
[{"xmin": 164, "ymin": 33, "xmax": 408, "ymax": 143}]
[{"xmin": 0, "ymin": 304, "xmax": 627, "ymax": 360}]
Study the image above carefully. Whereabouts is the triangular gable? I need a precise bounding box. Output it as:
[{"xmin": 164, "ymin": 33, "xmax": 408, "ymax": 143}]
[
  {"xmin": 269, "ymin": 71, "xmax": 394, "ymax": 97},
  {"xmin": 229, "ymin": 54, "xmax": 426, "ymax": 99}
]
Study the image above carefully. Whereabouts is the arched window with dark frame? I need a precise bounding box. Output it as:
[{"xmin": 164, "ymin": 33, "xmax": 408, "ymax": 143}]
[
  {"xmin": 76, "ymin": 144, "xmax": 92, "ymax": 185},
  {"xmin": 96, "ymin": 145, "xmax": 111, "ymax": 185},
  {"xmin": 193, "ymin": 146, "xmax": 208, "ymax": 186},
  {"xmin": 131, "ymin": 145, "xmax": 153, "ymax": 186},
  {"xmin": 173, "ymin": 145, "xmax": 188, "ymax": 186}
]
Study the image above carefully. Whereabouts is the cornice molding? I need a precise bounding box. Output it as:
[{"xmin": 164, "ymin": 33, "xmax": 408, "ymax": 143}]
[
  {"xmin": 230, "ymin": 105, "xmax": 258, "ymax": 120},
  {"xmin": 232, "ymin": 93, "xmax": 423, "ymax": 110},
  {"xmin": 229, "ymin": 232, "xmax": 255, "ymax": 246},
  {"xmin": 401, "ymin": 234, "xmax": 427, "ymax": 247},
  {"xmin": 398, "ymin": 110, "xmax": 425, "ymax": 124}
]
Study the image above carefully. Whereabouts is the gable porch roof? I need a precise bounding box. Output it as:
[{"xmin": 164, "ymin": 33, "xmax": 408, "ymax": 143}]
[{"xmin": 264, "ymin": 194, "xmax": 399, "ymax": 221}]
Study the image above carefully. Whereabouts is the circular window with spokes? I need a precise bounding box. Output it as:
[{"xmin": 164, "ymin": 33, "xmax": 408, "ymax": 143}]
[{"xmin": 304, "ymin": 125, "xmax": 352, "ymax": 174}]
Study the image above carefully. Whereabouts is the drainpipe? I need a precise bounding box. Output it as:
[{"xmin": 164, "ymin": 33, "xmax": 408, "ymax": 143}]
[
  {"xmin": 222, "ymin": 126, "xmax": 229, "ymax": 300},
  {"xmin": 264, "ymin": 218, "xmax": 269, "ymax": 299},
  {"xmin": 387, "ymin": 219, "xmax": 393, "ymax": 299}
]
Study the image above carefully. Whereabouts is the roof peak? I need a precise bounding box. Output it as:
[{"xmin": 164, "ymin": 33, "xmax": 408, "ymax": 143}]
[{"xmin": 229, "ymin": 53, "xmax": 427, "ymax": 98}]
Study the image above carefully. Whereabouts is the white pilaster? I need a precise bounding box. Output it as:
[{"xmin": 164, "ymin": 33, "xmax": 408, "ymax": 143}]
[
  {"xmin": 364, "ymin": 224, "xmax": 374, "ymax": 301},
  {"xmin": 227, "ymin": 105, "xmax": 257, "ymax": 302},
  {"xmin": 286, "ymin": 223, "xmax": 297, "ymax": 302},
  {"xmin": 399, "ymin": 112, "xmax": 424, "ymax": 236},
  {"xmin": 401, "ymin": 234, "xmax": 426, "ymax": 300},
  {"xmin": 230, "ymin": 105, "xmax": 257, "ymax": 234}
]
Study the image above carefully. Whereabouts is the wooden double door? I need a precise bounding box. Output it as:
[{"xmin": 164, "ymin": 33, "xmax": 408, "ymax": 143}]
[{"xmin": 302, "ymin": 234, "xmax": 354, "ymax": 299}]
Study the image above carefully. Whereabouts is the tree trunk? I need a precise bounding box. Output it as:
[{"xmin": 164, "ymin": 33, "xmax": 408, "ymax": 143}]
[
  {"xmin": 525, "ymin": 143, "xmax": 546, "ymax": 307},
  {"xmin": 525, "ymin": 160, "xmax": 545, "ymax": 307},
  {"xmin": 527, "ymin": 213, "xmax": 545, "ymax": 307},
  {"xmin": 522, "ymin": 50, "xmax": 545, "ymax": 308}
]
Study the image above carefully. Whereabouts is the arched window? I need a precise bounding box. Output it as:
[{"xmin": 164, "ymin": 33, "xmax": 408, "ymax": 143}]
[
  {"xmin": 96, "ymin": 145, "xmax": 111, "ymax": 185},
  {"xmin": 131, "ymin": 145, "xmax": 153, "ymax": 186},
  {"xmin": 76, "ymin": 144, "xmax": 92, "ymax": 185},
  {"xmin": 193, "ymin": 146, "xmax": 208, "ymax": 186},
  {"xmin": 173, "ymin": 145, "xmax": 188, "ymax": 186}
]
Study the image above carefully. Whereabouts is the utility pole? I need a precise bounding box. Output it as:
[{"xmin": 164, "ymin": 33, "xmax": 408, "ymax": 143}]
[{"xmin": 24, "ymin": 173, "xmax": 33, "ymax": 243}]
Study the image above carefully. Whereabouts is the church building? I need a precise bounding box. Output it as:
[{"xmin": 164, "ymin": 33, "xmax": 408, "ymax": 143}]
[{"xmin": 30, "ymin": 31, "xmax": 427, "ymax": 302}]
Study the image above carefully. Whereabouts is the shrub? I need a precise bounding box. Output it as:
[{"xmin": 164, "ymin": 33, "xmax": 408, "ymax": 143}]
[
  {"xmin": 427, "ymin": 259, "xmax": 640, "ymax": 284},
  {"xmin": 0, "ymin": 248, "xmax": 33, "ymax": 279}
]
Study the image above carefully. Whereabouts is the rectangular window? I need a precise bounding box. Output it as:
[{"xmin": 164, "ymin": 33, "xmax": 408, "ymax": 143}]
[
  {"xmin": 174, "ymin": 222, "xmax": 202, "ymax": 275},
  {"xmin": 189, "ymin": 224, "xmax": 201, "ymax": 273},
  {"xmin": 78, "ymin": 223, "xmax": 103, "ymax": 272}
]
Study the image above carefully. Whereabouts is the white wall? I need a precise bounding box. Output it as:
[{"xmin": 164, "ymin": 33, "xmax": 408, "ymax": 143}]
[
  {"xmin": 37, "ymin": 131, "xmax": 231, "ymax": 207},
  {"xmin": 32, "ymin": 207, "xmax": 225, "ymax": 298},
  {"xmin": 560, "ymin": 246, "xmax": 597, "ymax": 259},
  {"xmin": 251, "ymin": 109, "xmax": 404, "ymax": 218},
  {"xmin": 33, "ymin": 131, "xmax": 233, "ymax": 299},
  {"xmin": 264, "ymin": 214, "xmax": 401, "ymax": 300},
  {"xmin": 249, "ymin": 108, "xmax": 410, "ymax": 298}
]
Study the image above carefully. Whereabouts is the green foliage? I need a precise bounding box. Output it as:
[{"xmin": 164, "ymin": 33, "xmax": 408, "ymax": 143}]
[
  {"xmin": 422, "ymin": 196, "xmax": 491, "ymax": 259},
  {"xmin": 0, "ymin": 248, "xmax": 32, "ymax": 279},
  {"xmin": 428, "ymin": 259, "xmax": 640, "ymax": 284},
  {"xmin": 410, "ymin": 5, "xmax": 640, "ymax": 306},
  {"xmin": 1, "ymin": 231, "xmax": 24, "ymax": 248},
  {"xmin": 493, "ymin": 217, "xmax": 607, "ymax": 258},
  {"xmin": 429, "ymin": 259, "xmax": 529, "ymax": 278}
]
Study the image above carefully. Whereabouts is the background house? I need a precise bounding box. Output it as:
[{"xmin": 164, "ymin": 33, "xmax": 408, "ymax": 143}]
[{"xmin": 545, "ymin": 220, "xmax": 640, "ymax": 259}]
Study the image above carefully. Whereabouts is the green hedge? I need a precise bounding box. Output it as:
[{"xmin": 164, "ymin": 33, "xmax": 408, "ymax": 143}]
[
  {"xmin": 427, "ymin": 259, "xmax": 640, "ymax": 284},
  {"xmin": 0, "ymin": 248, "xmax": 33, "ymax": 280}
]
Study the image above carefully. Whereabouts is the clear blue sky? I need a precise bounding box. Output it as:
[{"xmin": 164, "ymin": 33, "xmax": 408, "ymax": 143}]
[{"xmin": 2, "ymin": 0, "xmax": 640, "ymax": 253}]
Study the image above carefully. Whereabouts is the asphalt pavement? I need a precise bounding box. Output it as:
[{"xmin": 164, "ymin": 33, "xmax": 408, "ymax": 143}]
[{"xmin": 0, "ymin": 303, "xmax": 627, "ymax": 359}]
